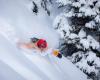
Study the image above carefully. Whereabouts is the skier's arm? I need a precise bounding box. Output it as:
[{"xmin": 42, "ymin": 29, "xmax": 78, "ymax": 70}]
[{"xmin": 18, "ymin": 42, "xmax": 35, "ymax": 49}]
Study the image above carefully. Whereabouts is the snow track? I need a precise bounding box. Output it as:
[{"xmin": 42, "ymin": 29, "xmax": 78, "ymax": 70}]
[{"xmin": 0, "ymin": 18, "xmax": 88, "ymax": 80}]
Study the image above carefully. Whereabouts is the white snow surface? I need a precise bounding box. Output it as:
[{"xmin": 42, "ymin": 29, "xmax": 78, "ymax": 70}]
[{"xmin": 0, "ymin": 0, "xmax": 88, "ymax": 80}]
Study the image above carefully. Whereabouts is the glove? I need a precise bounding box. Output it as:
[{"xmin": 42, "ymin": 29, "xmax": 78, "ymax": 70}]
[
  {"xmin": 53, "ymin": 50, "xmax": 59, "ymax": 56},
  {"xmin": 57, "ymin": 53, "xmax": 62, "ymax": 59}
]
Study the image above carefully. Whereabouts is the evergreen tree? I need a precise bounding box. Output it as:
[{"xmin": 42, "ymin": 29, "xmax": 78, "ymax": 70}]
[
  {"xmin": 53, "ymin": 0, "xmax": 100, "ymax": 79},
  {"xmin": 31, "ymin": 0, "xmax": 52, "ymax": 15}
]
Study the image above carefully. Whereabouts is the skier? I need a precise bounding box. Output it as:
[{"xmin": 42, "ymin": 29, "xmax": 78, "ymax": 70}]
[{"xmin": 18, "ymin": 37, "xmax": 62, "ymax": 58}]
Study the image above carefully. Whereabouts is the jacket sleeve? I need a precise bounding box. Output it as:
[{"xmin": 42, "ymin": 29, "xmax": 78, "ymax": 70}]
[{"xmin": 18, "ymin": 42, "xmax": 35, "ymax": 49}]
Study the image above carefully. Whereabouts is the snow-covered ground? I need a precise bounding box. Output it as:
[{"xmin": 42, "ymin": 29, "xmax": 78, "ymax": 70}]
[{"xmin": 0, "ymin": 0, "xmax": 89, "ymax": 80}]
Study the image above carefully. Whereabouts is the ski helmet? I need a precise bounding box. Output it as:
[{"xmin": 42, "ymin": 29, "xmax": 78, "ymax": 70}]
[{"xmin": 37, "ymin": 39, "xmax": 47, "ymax": 48}]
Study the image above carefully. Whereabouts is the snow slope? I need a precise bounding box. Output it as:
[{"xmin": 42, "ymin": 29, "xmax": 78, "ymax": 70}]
[{"xmin": 0, "ymin": 0, "xmax": 88, "ymax": 80}]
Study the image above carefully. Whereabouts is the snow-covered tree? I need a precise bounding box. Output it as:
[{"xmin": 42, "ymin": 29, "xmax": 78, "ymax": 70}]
[
  {"xmin": 31, "ymin": 0, "xmax": 52, "ymax": 15},
  {"xmin": 53, "ymin": 0, "xmax": 100, "ymax": 79}
]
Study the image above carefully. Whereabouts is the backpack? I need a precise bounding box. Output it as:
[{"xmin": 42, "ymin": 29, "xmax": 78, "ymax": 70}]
[{"xmin": 31, "ymin": 37, "xmax": 39, "ymax": 43}]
